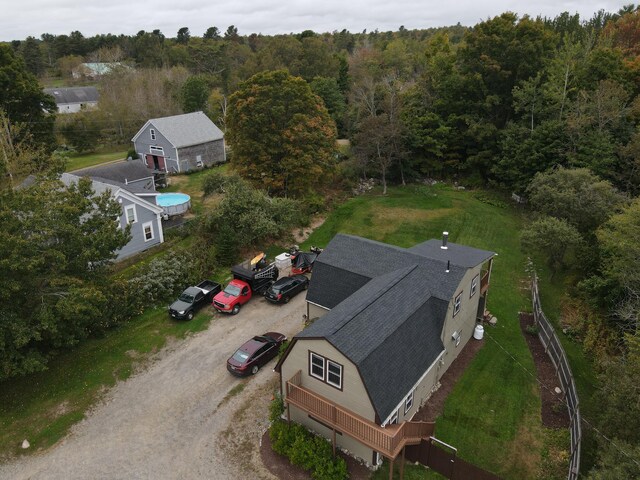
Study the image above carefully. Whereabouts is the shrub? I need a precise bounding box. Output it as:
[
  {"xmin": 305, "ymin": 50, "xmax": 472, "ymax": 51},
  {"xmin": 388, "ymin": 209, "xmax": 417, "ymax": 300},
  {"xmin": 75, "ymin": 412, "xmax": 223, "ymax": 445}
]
[
  {"xmin": 126, "ymin": 148, "xmax": 139, "ymax": 160},
  {"xmin": 269, "ymin": 393, "xmax": 285, "ymax": 423},
  {"xmin": 525, "ymin": 323, "xmax": 539, "ymax": 335},
  {"xmin": 129, "ymin": 250, "xmax": 197, "ymax": 306},
  {"xmin": 269, "ymin": 420, "xmax": 348, "ymax": 480}
]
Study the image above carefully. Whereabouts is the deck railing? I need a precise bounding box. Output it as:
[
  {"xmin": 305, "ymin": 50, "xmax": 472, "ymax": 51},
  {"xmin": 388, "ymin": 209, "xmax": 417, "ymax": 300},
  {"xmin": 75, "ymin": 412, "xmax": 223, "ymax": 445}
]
[{"xmin": 285, "ymin": 371, "xmax": 434, "ymax": 459}]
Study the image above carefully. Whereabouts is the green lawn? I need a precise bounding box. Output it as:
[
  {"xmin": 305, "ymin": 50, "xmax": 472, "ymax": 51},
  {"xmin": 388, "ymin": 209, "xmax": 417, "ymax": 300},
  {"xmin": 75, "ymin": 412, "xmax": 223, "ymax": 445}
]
[
  {"xmin": 0, "ymin": 307, "xmax": 215, "ymax": 458},
  {"xmin": 65, "ymin": 147, "xmax": 128, "ymax": 172},
  {"xmin": 162, "ymin": 165, "xmax": 229, "ymax": 215},
  {"xmin": 305, "ymin": 185, "xmax": 567, "ymax": 480}
]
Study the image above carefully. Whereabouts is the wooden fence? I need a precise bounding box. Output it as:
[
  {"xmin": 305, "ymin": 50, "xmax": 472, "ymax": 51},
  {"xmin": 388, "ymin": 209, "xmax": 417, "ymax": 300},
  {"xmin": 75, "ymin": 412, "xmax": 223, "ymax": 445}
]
[
  {"xmin": 405, "ymin": 438, "xmax": 502, "ymax": 480},
  {"xmin": 531, "ymin": 273, "xmax": 581, "ymax": 479}
]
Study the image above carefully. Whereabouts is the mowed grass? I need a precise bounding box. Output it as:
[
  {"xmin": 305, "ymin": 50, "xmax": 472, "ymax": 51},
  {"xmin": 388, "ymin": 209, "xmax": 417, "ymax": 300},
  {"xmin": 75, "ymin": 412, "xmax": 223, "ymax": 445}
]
[
  {"xmin": 0, "ymin": 307, "xmax": 216, "ymax": 459},
  {"xmin": 306, "ymin": 185, "xmax": 564, "ymax": 480},
  {"xmin": 66, "ymin": 147, "xmax": 128, "ymax": 172}
]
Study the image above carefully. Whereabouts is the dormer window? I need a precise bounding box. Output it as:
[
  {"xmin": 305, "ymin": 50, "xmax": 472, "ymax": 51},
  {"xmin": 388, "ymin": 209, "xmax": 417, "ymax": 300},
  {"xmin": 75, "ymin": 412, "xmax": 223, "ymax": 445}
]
[{"xmin": 150, "ymin": 128, "xmax": 156, "ymax": 140}]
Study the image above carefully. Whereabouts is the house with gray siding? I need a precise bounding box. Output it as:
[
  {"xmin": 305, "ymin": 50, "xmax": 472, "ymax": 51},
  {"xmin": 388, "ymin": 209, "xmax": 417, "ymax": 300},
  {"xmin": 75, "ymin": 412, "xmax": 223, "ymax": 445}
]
[
  {"xmin": 132, "ymin": 111, "xmax": 225, "ymax": 174},
  {"xmin": 43, "ymin": 87, "xmax": 99, "ymax": 114},
  {"xmin": 60, "ymin": 173, "xmax": 164, "ymax": 260},
  {"xmin": 275, "ymin": 233, "xmax": 495, "ymax": 468}
]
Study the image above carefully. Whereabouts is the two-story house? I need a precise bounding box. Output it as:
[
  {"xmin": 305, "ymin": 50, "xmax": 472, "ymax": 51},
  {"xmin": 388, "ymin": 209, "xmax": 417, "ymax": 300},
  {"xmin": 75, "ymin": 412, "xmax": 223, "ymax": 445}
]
[
  {"xmin": 60, "ymin": 173, "xmax": 164, "ymax": 260},
  {"xmin": 275, "ymin": 233, "xmax": 495, "ymax": 468}
]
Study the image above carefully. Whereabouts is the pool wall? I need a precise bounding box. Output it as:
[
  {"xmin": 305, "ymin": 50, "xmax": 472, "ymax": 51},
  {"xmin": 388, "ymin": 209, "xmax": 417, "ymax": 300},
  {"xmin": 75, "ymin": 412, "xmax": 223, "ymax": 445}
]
[{"xmin": 156, "ymin": 193, "xmax": 191, "ymax": 216}]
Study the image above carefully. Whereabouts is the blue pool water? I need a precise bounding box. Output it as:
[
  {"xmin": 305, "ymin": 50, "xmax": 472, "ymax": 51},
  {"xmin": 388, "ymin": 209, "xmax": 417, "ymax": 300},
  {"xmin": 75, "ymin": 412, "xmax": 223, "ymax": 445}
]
[{"xmin": 157, "ymin": 193, "xmax": 191, "ymax": 207}]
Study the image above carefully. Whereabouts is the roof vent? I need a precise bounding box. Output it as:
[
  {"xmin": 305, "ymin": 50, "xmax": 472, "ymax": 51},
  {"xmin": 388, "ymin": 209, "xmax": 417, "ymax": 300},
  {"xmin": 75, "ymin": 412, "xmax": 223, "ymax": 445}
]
[{"xmin": 441, "ymin": 232, "xmax": 449, "ymax": 250}]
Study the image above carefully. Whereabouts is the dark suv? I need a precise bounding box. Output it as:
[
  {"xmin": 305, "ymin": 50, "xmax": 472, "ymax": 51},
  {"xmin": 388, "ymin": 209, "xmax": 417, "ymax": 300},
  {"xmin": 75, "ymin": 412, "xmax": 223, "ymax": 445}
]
[{"xmin": 265, "ymin": 275, "xmax": 309, "ymax": 304}]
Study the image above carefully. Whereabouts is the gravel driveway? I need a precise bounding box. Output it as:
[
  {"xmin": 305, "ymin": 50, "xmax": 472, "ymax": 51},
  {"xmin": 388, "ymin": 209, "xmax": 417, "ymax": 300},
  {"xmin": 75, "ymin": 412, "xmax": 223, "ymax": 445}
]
[{"xmin": 0, "ymin": 294, "xmax": 307, "ymax": 480}]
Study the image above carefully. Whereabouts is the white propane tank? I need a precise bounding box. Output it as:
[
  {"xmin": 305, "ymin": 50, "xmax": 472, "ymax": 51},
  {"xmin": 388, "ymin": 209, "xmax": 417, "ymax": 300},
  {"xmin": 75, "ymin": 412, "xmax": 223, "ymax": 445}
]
[{"xmin": 473, "ymin": 324, "xmax": 485, "ymax": 340}]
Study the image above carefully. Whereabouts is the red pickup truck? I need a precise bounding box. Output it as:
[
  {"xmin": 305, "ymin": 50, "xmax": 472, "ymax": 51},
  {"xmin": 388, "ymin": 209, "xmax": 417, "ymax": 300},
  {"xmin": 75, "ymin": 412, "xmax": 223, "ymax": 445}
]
[{"xmin": 213, "ymin": 256, "xmax": 279, "ymax": 315}]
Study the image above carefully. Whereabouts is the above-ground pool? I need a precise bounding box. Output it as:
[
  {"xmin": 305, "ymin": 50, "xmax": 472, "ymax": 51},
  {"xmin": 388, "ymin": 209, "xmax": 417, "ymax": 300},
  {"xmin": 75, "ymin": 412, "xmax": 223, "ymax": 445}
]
[{"xmin": 156, "ymin": 192, "xmax": 191, "ymax": 216}]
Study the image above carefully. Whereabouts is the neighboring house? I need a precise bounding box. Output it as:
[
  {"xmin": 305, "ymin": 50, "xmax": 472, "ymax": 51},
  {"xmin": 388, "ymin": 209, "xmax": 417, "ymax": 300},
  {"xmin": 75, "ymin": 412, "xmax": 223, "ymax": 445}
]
[
  {"xmin": 72, "ymin": 158, "xmax": 158, "ymax": 203},
  {"xmin": 131, "ymin": 111, "xmax": 225, "ymax": 174},
  {"xmin": 60, "ymin": 172, "xmax": 164, "ymax": 260},
  {"xmin": 72, "ymin": 62, "xmax": 124, "ymax": 79},
  {"xmin": 275, "ymin": 233, "xmax": 495, "ymax": 468},
  {"xmin": 43, "ymin": 87, "xmax": 99, "ymax": 114}
]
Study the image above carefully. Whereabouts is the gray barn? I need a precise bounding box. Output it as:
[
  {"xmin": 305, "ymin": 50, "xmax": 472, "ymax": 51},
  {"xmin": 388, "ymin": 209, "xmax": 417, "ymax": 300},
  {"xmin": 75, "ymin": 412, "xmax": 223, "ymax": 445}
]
[{"xmin": 132, "ymin": 112, "xmax": 225, "ymax": 174}]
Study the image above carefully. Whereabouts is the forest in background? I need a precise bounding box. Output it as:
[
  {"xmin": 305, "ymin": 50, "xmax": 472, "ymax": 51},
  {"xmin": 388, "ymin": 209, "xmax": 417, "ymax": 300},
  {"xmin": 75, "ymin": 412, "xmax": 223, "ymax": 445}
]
[{"xmin": 2, "ymin": 5, "xmax": 640, "ymax": 478}]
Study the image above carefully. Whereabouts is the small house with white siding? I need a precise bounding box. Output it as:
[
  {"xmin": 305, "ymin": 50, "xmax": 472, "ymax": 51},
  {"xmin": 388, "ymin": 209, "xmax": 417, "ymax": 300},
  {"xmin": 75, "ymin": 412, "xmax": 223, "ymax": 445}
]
[
  {"xmin": 275, "ymin": 233, "xmax": 495, "ymax": 470},
  {"xmin": 132, "ymin": 111, "xmax": 225, "ymax": 174},
  {"xmin": 43, "ymin": 87, "xmax": 99, "ymax": 114},
  {"xmin": 60, "ymin": 173, "xmax": 164, "ymax": 260}
]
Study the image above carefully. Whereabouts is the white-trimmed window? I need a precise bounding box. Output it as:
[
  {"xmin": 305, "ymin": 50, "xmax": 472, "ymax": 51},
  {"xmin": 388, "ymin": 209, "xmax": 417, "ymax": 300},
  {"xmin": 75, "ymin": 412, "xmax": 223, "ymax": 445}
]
[
  {"xmin": 150, "ymin": 128, "xmax": 156, "ymax": 140},
  {"xmin": 470, "ymin": 274, "xmax": 479, "ymax": 298},
  {"xmin": 327, "ymin": 360, "xmax": 343, "ymax": 389},
  {"xmin": 196, "ymin": 155, "xmax": 203, "ymax": 167},
  {"xmin": 310, "ymin": 352, "xmax": 325, "ymax": 380},
  {"xmin": 150, "ymin": 145, "xmax": 164, "ymax": 155},
  {"xmin": 453, "ymin": 292, "xmax": 462, "ymax": 316},
  {"xmin": 404, "ymin": 390, "xmax": 414, "ymax": 414},
  {"xmin": 125, "ymin": 204, "xmax": 137, "ymax": 224},
  {"xmin": 142, "ymin": 221, "xmax": 154, "ymax": 241}
]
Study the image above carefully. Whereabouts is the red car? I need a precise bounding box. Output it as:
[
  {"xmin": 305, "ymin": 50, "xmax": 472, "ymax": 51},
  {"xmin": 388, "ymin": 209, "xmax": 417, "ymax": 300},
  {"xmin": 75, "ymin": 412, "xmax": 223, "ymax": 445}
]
[{"xmin": 227, "ymin": 332, "xmax": 287, "ymax": 376}]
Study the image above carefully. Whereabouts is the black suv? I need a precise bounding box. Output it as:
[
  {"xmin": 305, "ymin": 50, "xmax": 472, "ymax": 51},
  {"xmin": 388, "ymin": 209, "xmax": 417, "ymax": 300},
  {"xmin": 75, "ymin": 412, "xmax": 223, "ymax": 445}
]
[{"xmin": 265, "ymin": 275, "xmax": 309, "ymax": 304}]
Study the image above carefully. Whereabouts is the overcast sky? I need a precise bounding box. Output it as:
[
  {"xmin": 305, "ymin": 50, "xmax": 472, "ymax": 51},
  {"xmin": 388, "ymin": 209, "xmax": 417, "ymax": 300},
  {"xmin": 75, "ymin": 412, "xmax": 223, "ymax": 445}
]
[{"xmin": 1, "ymin": 0, "xmax": 628, "ymax": 42}]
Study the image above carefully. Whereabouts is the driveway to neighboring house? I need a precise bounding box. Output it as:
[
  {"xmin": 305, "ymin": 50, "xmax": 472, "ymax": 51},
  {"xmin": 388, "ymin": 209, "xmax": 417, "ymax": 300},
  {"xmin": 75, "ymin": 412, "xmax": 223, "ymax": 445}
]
[{"xmin": 0, "ymin": 294, "xmax": 307, "ymax": 480}]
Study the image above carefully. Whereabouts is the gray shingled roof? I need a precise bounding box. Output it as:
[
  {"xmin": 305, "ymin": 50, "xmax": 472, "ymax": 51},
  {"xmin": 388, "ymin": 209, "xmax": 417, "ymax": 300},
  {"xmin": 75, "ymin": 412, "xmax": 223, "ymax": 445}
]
[
  {"xmin": 409, "ymin": 239, "xmax": 494, "ymax": 268},
  {"xmin": 74, "ymin": 160, "xmax": 156, "ymax": 192},
  {"xmin": 143, "ymin": 111, "xmax": 223, "ymax": 148},
  {"xmin": 307, "ymin": 234, "xmax": 468, "ymax": 309},
  {"xmin": 43, "ymin": 87, "xmax": 99, "ymax": 105},
  {"xmin": 60, "ymin": 173, "xmax": 159, "ymax": 207},
  {"xmin": 296, "ymin": 233, "xmax": 494, "ymax": 421}
]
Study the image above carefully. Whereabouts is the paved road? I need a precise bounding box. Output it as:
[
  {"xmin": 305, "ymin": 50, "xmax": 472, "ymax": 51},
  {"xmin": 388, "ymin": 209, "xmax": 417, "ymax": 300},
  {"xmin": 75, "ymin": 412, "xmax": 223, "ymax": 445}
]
[{"xmin": 0, "ymin": 295, "xmax": 307, "ymax": 480}]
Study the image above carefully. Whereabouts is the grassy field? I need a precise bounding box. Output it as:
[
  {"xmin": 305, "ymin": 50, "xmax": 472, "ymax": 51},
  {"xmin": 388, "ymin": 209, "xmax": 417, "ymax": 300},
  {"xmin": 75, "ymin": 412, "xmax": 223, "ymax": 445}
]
[
  {"xmin": 304, "ymin": 185, "xmax": 568, "ymax": 480},
  {"xmin": 65, "ymin": 146, "xmax": 128, "ymax": 172},
  {"xmin": 0, "ymin": 307, "xmax": 215, "ymax": 459}
]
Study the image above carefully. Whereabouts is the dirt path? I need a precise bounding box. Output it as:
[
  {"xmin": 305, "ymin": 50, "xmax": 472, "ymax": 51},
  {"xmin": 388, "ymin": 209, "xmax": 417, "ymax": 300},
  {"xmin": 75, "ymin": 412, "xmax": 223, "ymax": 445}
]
[{"xmin": 0, "ymin": 295, "xmax": 308, "ymax": 480}]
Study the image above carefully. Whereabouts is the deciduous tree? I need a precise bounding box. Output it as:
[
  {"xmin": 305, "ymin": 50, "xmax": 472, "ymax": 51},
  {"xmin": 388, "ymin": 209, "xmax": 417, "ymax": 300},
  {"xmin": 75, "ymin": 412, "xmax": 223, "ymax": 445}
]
[{"xmin": 226, "ymin": 70, "xmax": 337, "ymax": 198}]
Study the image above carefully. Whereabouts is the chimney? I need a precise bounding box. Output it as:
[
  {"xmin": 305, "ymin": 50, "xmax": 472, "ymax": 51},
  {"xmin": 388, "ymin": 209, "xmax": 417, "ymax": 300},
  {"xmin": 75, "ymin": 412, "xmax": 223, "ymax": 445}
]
[
  {"xmin": 446, "ymin": 260, "xmax": 450, "ymax": 273},
  {"xmin": 441, "ymin": 232, "xmax": 449, "ymax": 250}
]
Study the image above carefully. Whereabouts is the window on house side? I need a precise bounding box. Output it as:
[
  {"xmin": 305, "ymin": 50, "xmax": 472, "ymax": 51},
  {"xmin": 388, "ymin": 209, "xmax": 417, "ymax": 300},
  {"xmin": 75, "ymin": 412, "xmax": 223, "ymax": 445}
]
[
  {"xmin": 143, "ymin": 222, "xmax": 154, "ymax": 241},
  {"xmin": 150, "ymin": 128, "xmax": 156, "ymax": 140},
  {"xmin": 196, "ymin": 155, "xmax": 203, "ymax": 167},
  {"xmin": 453, "ymin": 292, "xmax": 462, "ymax": 316},
  {"xmin": 310, "ymin": 352, "xmax": 324, "ymax": 380},
  {"xmin": 404, "ymin": 390, "xmax": 414, "ymax": 414},
  {"xmin": 125, "ymin": 205, "xmax": 136, "ymax": 224},
  {"xmin": 470, "ymin": 274, "xmax": 479, "ymax": 298},
  {"xmin": 327, "ymin": 360, "xmax": 342, "ymax": 389}
]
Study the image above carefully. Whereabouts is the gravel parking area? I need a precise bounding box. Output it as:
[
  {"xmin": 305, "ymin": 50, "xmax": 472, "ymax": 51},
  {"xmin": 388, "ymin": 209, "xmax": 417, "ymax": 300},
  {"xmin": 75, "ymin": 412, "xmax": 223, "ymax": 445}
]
[{"xmin": 0, "ymin": 294, "xmax": 308, "ymax": 480}]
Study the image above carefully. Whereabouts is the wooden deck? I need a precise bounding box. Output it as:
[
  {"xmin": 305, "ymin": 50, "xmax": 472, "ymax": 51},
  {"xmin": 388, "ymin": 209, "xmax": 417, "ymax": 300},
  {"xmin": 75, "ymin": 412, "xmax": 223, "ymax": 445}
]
[{"xmin": 285, "ymin": 370, "xmax": 434, "ymax": 459}]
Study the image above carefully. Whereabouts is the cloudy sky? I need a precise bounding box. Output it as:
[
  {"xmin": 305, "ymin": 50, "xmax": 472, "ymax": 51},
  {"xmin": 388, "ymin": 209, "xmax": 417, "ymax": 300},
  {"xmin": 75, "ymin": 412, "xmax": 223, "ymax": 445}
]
[{"xmin": 1, "ymin": 0, "xmax": 627, "ymax": 41}]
